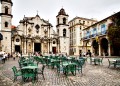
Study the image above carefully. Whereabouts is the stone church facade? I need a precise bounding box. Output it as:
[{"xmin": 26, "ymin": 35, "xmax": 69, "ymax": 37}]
[{"xmin": 11, "ymin": 9, "xmax": 70, "ymax": 55}]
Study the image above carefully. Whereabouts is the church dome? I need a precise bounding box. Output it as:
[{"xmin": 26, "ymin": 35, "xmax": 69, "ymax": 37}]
[
  {"xmin": 58, "ymin": 8, "xmax": 66, "ymax": 15},
  {"xmin": 56, "ymin": 8, "xmax": 69, "ymax": 17}
]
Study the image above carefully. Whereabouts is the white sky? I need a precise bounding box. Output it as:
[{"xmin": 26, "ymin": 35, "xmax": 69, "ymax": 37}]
[{"xmin": 12, "ymin": 0, "xmax": 120, "ymax": 30}]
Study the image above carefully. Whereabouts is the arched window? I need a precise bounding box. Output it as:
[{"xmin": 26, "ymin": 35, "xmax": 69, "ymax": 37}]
[
  {"xmin": 5, "ymin": 22, "xmax": 8, "ymax": 27},
  {"xmin": 35, "ymin": 24, "xmax": 40, "ymax": 33},
  {"xmin": 5, "ymin": 6, "xmax": 8, "ymax": 14},
  {"xmin": 63, "ymin": 18, "xmax": 66, "ymax": 24},
  {"xmin": 63, "ymin": 29, "xmax": 66, "ymax": 37},
  {"xmin": 53, "ymin": 41, "xmax": 55, "ymax": 44},
  {"xmin": 57, "ymin": 18, "xmax": 59, "ymax": 24}
]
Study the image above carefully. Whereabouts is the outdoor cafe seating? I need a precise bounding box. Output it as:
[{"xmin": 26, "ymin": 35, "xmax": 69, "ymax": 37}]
[
  {"xmin": 12, "ymin": 57, "xmax": 39, "ymax": 83},
  {"xmin": 108, "ymin": 58, "xmax": 120, "ymax": 68},
  {"xmin": 90, "ymin": 57, "xmax": 103, "ymax": 65},
  {"xmin": 12, "ymin": 55, "xmax": 86, "ymax": 83}
]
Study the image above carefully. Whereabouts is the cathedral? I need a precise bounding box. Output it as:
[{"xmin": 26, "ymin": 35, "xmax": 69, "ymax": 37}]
[{"xmin": 0, "ymin": 0, "xmax": 70, "ymax": 55}]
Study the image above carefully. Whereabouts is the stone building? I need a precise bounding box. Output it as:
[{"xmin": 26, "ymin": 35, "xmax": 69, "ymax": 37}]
[
  {"xmin": 82, "ymin": 11, "xmax": 120, "ymax": 56},
  {"xmin": 69, "ymin": 17, "xmax": 97, "ymax": 56},
  {"xmin": 0, "ymin": 0, "xmax": 13, "ymax": 53},
  {"xmin": 56, "ymin": 8, "xmax": 70, "ymax": 55},
  {"xmin": 11, "ymin": 8, "xmax": 70, "ymax": 55},
  {"xmin": 12, "ymin": 14, "xmax": 56, "ymax": 55}
]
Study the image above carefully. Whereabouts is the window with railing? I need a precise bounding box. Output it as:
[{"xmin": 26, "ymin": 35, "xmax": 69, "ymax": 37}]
[
  {"xmin": 92, "ymin": 28, "xmax": 97, "ymax": 37},
  {"xmin": 101, "ymin": 24, "xmax": 106, "ymax": 34},
  {"xmin": 86, "ymin": 30, "xmax": 90, "ymax": 38}
]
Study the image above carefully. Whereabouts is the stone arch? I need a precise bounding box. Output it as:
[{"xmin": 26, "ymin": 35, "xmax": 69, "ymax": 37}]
[
  {"xmin": 92, "ymin": 40, "xmax": 99, "ymax": 55},
  {"xmin": 63, "ymin": 17, "xmax": 66, "ymax": 24},
  {"xmin": 100, "ymin": 38, "xmax": 108, "ymax": 56},
  {"xmin": 5, "ymin": 6, "xmax": 8, "ymax": 14},
  {"xmin": 5, "ymin": 21, "xmax": 8, "ymax": 27},
  {"xmin": 63, "ymin": 28, "xmax": 66, "ymax": 37}
]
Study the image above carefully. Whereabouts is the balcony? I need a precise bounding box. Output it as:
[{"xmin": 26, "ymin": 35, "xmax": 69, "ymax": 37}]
[
  {"xmin": 82, "ymin": 30, "xmax": 107, "ymax": 41},
  {"xmin": 82, "ymin": 36, "xmax": 90, "ymax": 40},
  {"xmin": 97, "ymin": 30, "xmax": 107, "ymax": 36},
  {"xmin": 101, "ymin": 30, "xmax": 107, "ymax": 35}
]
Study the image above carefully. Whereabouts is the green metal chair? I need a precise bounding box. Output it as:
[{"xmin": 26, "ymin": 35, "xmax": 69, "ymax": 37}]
[
  {"xmin": 21, "ymin": 68, "xmax": 36, "ymax": 83},
  {"xmin": 108, "ymin": 59, "xmax": 116, "ymax": 68},
  {"xmin": 56, "ymin": 61, "xmax": 65, "ymax": 75},
  {"xmin": 89, "ymin": 57, "xmax": 95, "ymax": 64},
  {"xmin": 12, "ymin": 66, "xmax": 22, "ymax": 82},
  {"xmin": 114, "ymin": 60, "xmax": 120, "ymax": 68},
  {"xmin": 74, "ymin": 59, "xmax": 85, "ymax": 74},
  {"xmin": 98, "ymin": 58, "xmax": 103, "ymax": 65},
  {"xmin": 64, "ymin": 64, "xmax": 76, "ymax": 76},
  {"xmin": 37, "ymin": 65, "xmax": 45, "ymax": 80}
]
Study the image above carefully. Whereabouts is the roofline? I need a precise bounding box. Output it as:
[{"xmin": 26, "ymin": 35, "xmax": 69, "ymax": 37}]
[
  {"xmin": 69, "ymin": 16, "xmax": 97, "ymax": 23},
  {"xmin": 83, "ymin": 11, "xmax": 120, "ymax": 30}
]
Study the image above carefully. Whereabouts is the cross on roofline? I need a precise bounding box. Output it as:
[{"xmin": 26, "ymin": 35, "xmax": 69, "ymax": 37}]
[{"xmin": 37, "ymin": 10, "xmax": 39, "ymax": 15}]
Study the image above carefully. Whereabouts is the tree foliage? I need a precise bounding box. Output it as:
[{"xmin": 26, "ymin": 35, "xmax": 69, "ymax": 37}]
[{"xmin": 108, "ymin": 12, "xmax": 120, "ymax": 54}]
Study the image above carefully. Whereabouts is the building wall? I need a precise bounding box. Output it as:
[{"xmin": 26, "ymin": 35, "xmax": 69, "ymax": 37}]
[
  {"xmin": 82, "ymin": 16, "xmax": 114, "ymax": 56},
  {"xmin": 0, "ymin": 1, "xmax": 12, "ymax": 53},
  {"xmin": 69, "ymin": 17, "xmax": 97, "ymax": 56},
  {"xmin": 0, "ymin": 3, "xmax": 1, "ymax": 30},
  {"xmin": 12, "ymin": 15, "xmax": 57, "ymax": 55}
]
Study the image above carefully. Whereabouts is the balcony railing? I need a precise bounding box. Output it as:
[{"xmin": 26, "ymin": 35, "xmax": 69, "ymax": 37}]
[{"xmin": 82, "ymin": 30, "xmax": 107, "ymax": 40}]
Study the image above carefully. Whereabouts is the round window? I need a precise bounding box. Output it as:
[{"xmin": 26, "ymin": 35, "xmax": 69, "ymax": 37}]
[{"xmin": 16, "ymin": 38, "xmax": 19, "ymax": 42}]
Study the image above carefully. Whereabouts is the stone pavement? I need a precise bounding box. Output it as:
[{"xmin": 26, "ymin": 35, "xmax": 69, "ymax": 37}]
[{"xmin": 0, "ymin": 57, "xmax": 120, "ymax": 86}]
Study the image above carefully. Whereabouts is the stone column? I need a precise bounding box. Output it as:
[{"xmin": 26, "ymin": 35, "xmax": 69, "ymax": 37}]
[
  {"xmin": 91, "ymin": 46, "xmax": 93, "ymax": 54},
  {"xmin": 57, "ymin": 42, "xmax": 59, "ymax": 53},
  {"xmin": 85, "ymin": 43, "xmax": 87, "ymax": 53},
  {"xmin": 98, "ymin": 43, "xmax": 101, "ymax": 56},
  {"xmin": 11, "ymin": 38, "xmax": 14, "ymax": 53},
  {"xmin": 21, "ymin": 40, "xmax": 23, "ymax": 54},
  {"xmin": 108, "ymin": 43, "xmax": 111, "ymax": 56},
  {"xmin": 26, "ymin": 40, "xmax": 28, "ymax": 54},
  {"xmin": 32, "ymin": 42, "xmax": 34, "ymax": 53},
  {"xmin": 48, "ymin": 42, "xmax": 49, "ymax": 53},
  {"xmin": 24, "ymin": 39, "xmax": 26, "ymax": 54},
  {"xmin": 41, "ymin": 43, "xmax": 43, "ymax": 54},
  {"xmin": 50, "ymin": 41, "xmax": 52, "ymax": 53},
  {"xmin": 22, "ymin": 39, "xmax": 24, "ymax": 54}
]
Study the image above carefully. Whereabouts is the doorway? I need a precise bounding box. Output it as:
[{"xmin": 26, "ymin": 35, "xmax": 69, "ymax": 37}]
[
  {"xmin": 15, "ymin": 45, "xmax": 20, "ymax": 53},
  {"xmin": 52, "ymin": 47, "xmax": 56, "ymax": 54},
  {"xmin": 34, "ymin": 43, "xmax": 41, "ymax": 52}
]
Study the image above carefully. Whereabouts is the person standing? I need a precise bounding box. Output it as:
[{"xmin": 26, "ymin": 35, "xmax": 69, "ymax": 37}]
[
  {"xmin": 13, "ymin": 52, "xmax": 16, "ymax": 60},
  {"xmin": 87, "ymin": 50, "xmax": 92, "ymax": 57},
  {"xmin": 88, "ymin": 50, "xmax": 92, "ymax": 57},
  {"xmin": 2, "ymin": 53, "xmax": 6, "ymax": 63}
]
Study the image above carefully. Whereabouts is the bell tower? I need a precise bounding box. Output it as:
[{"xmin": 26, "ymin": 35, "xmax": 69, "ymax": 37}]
[
  {"xmin": 56, "ymin": 8, "xmax": 70, "ymax": 55},
  {"xmin": 0, "ymin": 0, "xmax": 13, "ymax": 53}
]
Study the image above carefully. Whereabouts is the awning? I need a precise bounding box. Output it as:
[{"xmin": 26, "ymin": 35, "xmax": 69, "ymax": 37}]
[{"xmin": 0, "ymin": 33, "xmax": 3, "ymax": 40}]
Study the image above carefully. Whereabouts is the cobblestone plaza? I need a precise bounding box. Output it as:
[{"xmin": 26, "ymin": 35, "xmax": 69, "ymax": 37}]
[{"xmin": 0, "ymin": 57, "xmax": 120, "ymax": 86}]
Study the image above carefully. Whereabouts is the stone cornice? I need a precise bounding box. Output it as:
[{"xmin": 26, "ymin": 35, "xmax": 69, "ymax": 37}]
[
  {"xmin": 56, "ymin": 24, "xmax": 69, "ymax": 27},
  {"xmin": 0, "ymin": 13, "xmax": 13, "ymax": 18}
]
